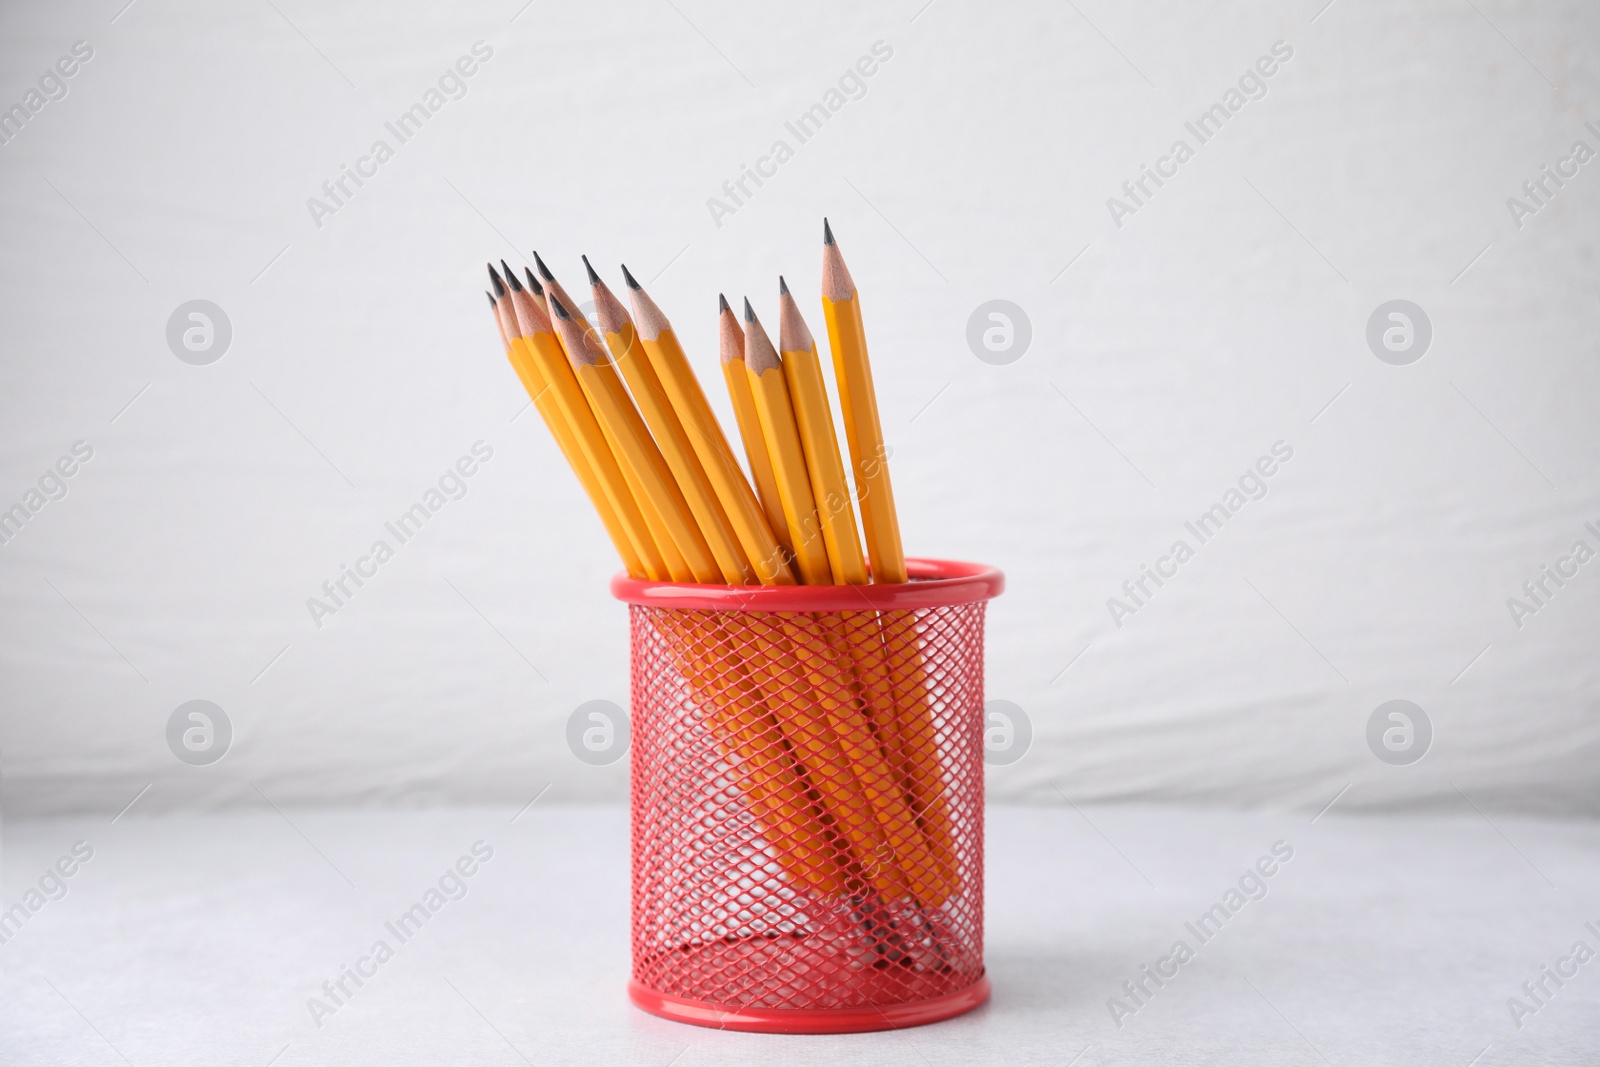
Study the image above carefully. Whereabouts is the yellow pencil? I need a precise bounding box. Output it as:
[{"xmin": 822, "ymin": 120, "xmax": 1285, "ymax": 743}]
[
  {"xmin": 719, "ymin": 296, "xmax": 793, "ymax": 571},
  {"xmin": 777, "ymin": 277, "xmax": 868, "ymax": 586},
  {"xmin": 819, "ymin": 220, "xmax": 906, "ymax": 583},
  {"xmin": 815, "ymin": 227, "xmax": 958, "ymax": 896},
  {"xmin": 741, "ymin": 300, "xmax": 831, "ymax": 586}
]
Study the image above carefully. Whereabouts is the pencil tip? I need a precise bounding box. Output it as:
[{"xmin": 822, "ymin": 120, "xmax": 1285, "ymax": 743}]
[
  {"xmin": 778, "ymin": 275, "xmax": 790, "ymax": 296},
  {"xmin": 486, "ymin": 291, "xmax": 497, "ymax": 307},
  {"xmin": 502, "ymin": 260, "xmax": 523, "ymax": 292},
  {"xmin": 718, "ymin": 292, "xmax": 730, "ymax": 314},
  {"xmin": 487, "ymin": 263, "xmax": 505, "ymax": 297},
  {"xmin": 533, "ymin": 250, "xmax": 553, "ymax": 281},
  {"xmin": 523, "ymin": 267, "xmax": 544, "ymax": 297},
  {"xmin": 582, "ymin": 255, "xmax": 600, "ymax": 286},
  {"xmin": 549, "ymin": 294, "xmax": 571, "ymax": 320},
  {"xmin": 823, "ymin": 218, "xmax": 835, "ymax": 245},
  {"xmin": 742, "ymin": 297, "xmax": 755, "ymax": 323},
  {"xmin": 620, "ymin": 263, "xmax": 641, "ymax": 291}
]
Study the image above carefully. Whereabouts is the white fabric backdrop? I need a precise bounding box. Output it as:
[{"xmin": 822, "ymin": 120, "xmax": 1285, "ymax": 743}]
[{"xmin": 1, "ymin": 0, "xmax": 1596, "ymax": 815}]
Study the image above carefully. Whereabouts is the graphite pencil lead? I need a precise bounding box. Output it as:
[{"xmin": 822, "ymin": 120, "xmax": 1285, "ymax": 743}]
[
  {"xmin": 485, "ymin": 291, "xmax": 496, "ymax": 306},
  {"xmin": 487, "ymin": 263, "xmax": 505, "ymax": 297},
  {"xmin": 501, "ymin": 260, "xmax": 522, "ymax": 291},
  {"xmin": 718, "ymin": 292, "xmax": 730, "ymax": 314},
  {"xmin": 549, "ymin": 294, "xmax": 572, "ymax": 320},
  {"xmin": 582, "ymin": 255, "xmax": 601, "ymax": 286},
  {"xmin": 523, "ymin": 268, "xmax": 545, "ymax": 298},
  {"xmin": 533, "ymin": 250, "xmax": 554, "ymax": 282},
  {"xmin": 621, "ymin": 263, "xmax": 642, "ymax": 291},
  {"xmin": 778, "ymin": 275, "xmax": 790, "ymax": 296},
  {"xmin": 823, "ymin": 217, "xmax": 835, "ymax": 246},
  {"xmin": 743, "ymin": 297, "xmax": 756, "ymax": 324}
]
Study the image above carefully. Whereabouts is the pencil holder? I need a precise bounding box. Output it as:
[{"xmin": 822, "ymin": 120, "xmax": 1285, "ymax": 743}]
[{"xmin": 612, "ymin": 558, "xmax": 1003, "ymax": 1034}]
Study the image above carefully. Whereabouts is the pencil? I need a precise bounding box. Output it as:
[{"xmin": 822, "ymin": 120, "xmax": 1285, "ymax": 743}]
[
  {"xmin": 777, "ymin": 276, "xmax": 868, "ymax": 586},
  {"xmin": 718, "ymin": 295, "xmax": 793, "ymax": 571},
  {"xmin": 814, "ymin": 225, "xmax": 957, "ymax": 898},
  {"xmin": 819, "ymin": 220, "xmax": 905, "ymax": 583},
  {"xmin": 741, "ymin": 299, "xmax": 831, "ymax": 586},
  {"xmin": 774, "ymin": 275, "xmax": 929, "ymax": 894}
]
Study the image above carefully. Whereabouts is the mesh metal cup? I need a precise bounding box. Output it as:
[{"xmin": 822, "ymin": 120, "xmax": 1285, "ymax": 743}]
[{"xmin": 612, "ymin": 558, "xmax": 1004, "ymax": 1033}]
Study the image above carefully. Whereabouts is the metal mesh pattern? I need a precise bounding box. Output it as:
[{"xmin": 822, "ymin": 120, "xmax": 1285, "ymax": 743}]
[{"xmin": 629, "ymin": 600, "xmax": 987, "ymax": 1013}]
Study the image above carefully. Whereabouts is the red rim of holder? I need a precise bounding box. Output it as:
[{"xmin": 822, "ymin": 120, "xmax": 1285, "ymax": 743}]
[{"xmin": 611, "ymin": 557, "xmax": 1005, "ymax": 612}]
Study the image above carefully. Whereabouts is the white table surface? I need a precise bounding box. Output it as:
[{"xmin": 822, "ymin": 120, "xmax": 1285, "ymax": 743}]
[{"xmin": 4, "ymin": 804, "xmax": 1597, "ymax": 1065}]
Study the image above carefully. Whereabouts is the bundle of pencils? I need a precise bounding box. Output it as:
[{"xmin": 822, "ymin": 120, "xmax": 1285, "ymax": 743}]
[{"xmin": 484, "ymin": 222, "xmax": 957, "ymax": 912}]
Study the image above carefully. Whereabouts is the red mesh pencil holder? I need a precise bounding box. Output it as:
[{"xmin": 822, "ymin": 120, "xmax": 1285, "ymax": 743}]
[{"xmin": 611, "ymin": 558, "xmax": 1004, "ymax": 1034}]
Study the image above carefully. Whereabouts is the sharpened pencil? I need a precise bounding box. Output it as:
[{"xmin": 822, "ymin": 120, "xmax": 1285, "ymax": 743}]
[
  {"xmin": 742, "ymin": 298, "xmax": 831, "ymax": 586},
  {"xmin": 778, "ymin": 277, "xmax": 868, "ymax": 586}
]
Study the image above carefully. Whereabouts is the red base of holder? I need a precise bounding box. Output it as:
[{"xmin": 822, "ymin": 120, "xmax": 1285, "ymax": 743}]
[{"xmin": 628, "ymin": 976, "xmax": 990, "ymax": 1034}]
